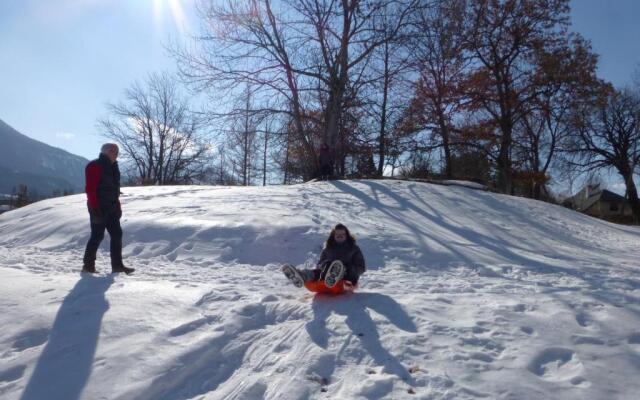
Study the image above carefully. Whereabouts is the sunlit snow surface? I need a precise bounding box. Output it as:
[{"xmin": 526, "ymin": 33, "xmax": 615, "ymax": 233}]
[{"xmin": 1, "ymin": 180, "xmax": 639, "ymax": 399}]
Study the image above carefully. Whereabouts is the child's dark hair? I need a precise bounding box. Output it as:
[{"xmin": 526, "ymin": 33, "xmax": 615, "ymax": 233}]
[{"xmin": 325, "ymin": 223, "xmax": 356, "ymax": 248}]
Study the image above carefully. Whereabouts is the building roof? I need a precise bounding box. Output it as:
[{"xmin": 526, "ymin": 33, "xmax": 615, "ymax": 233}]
[
  {"xmin": 599, "ymin": 190, "xmax": 626, "ymax": 203},
  {"xmin": 569, "ymin": 184, "xmax": 627, "ymax": 211}
]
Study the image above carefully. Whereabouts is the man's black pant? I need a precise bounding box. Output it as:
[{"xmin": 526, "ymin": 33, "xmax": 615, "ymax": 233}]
[
  {"xmin": 83, "ymin": 212, "xmax": 123, "ymax": 268},
  {"xmin": 318, "ymin": 164, "xmax": 333, "ymax": 179}
]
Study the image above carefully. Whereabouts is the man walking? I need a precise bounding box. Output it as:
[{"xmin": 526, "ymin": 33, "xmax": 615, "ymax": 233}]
[{"xmin": 82, "ymin": 143, "xmax": 134, "ymax": 274}]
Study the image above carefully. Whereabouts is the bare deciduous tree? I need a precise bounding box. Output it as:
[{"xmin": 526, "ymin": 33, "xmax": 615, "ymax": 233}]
[
  {"xmin": 99, "ymin": 72, "xmax": 208, "ymax": 185},
  {"xmin": 404, "ymin": 0, "xmax": 469, "ymax": 178},
  {"xmin": 175, "ymin": 0, "xmax": 416, "ymax": 179},
  {"xmin": 513, "ymin": 34, "xmax": 599, "ymax": 198},
  {"xmin": 568, "ymin": 88, "xmax": 640, "ymax": 223},
  {"xmin": 175, "ymin": 0, "xmax": 317, "ymax": 178},
  {"xmin": 226, "ymin": 85, "xmax": 263, "ymax": 185}
]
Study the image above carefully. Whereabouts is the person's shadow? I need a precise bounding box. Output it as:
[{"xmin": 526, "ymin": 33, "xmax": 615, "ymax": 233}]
[
  {"xmin": 20, "ymin": 274, "xmax": 114, "ymax": 400},
  {"xmin": 305, "ymin": 292, "xmax": 417, "ymax": 384}
]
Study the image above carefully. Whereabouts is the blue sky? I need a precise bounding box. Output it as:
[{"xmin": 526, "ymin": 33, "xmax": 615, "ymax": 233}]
[
  {"xmin": 0, "ymin": 0, "xmax": 639, "ymax": 192},
  {"xmin": 0, "ymin": 0, "xmax": 196, "ymax": 159}
]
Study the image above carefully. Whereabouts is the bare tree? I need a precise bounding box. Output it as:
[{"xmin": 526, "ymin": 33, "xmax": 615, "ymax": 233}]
[
  {"xmin": 175, "ymin": 0, "xmax": 317, "ymax": 178},
  {"xmin": 99, "ymin": 72, "xmax": 208, "ymax": 185},
  {"xmin": 404, "ymin": 0, "xmax": 469, "ymax": 178},
  {"xmin": 291, "ymin": 0, "xmax": 416, "ymax": 171},
  {"xmin": 568, "ymin": 88, "xmax": 640, "ymax": 223},
  {"xmin": 513, "ymin": 34, "xmax": 599, "ymax": 198},
  {"xmin": 357, "ymin": 0, "xmax": 415, "ymax": 177},
  {"xmin": 224, "ymin": 85, "xmax": 262, "ymax": 185},
  {"xmin": 175, "ymin": 0, "xmax": 416, "ymax": 180},
  {"xmin": 260, "ymin": 118, "xmax": 279, "ymax": 186}
]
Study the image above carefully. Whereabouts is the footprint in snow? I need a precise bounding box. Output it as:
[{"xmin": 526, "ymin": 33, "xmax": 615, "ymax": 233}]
[
  {"xmin": 359, "ymin": 375, "xmax": 395, "ymax": 399},
  {"xmin": 471, "ymin": 325, "xmax": 490, "ymax": 334},
  {"xmin": 460, "ymin": 337, "xmax": 504, "ymax": 353},
  {"xmin": 12, "ymin": 328, "xmax": 49, "ymax": 352},
  {"xmin": 628, "ymin": 333, "xmax": 640, "ymax": 345},
  {"xmin": 513, "ymin": 303, "xmax": 534, "ymax": 313},
  {"xmin": 527, "ymin": 347, "xmax": 586, "ymax": 384},
  {"xmin": 169, "ymin": 315, "xmax": 219, "ymax": 337},
  {"xmin": 305, "ymin": 356, "xmax": 334, "ymax": 391},
  {"xmin": 575, "ymin": 312, "xmax": 592, "ymax": 328},
  {"xmin": 572, "ymin": 335, "xmax": 605, "ymax": 346},
  {"xmin": 469, "ymin": 352, "xmax": 494, "ymax": 363},
  {"xmin": 570, "ymin": 376, "xmax": 591, "ymax": 388},
  {"xmin": 128, "ymin": 245, "xmax": 145, "ymax": 257},
  {"xmin": 0, "ymin": 364, "xmax": 26, "ymax": 383},
  {"xmin": 261, "ymin": 294, "xmax": 278, "ymax": 303},
  {"xmin": 195, "ymin": 290, "xmax": 244, "ymax": 306},
  {"xmin": 520, "ymin": 326, "xmax": 535, "ymax": 335}
]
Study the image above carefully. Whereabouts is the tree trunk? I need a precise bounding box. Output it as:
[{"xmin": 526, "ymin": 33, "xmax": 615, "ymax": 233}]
[
  {"xmin": 436, "ymin": 106, "xmax": 453, "ymax": 179},
  {"xmin": 377, "ymin": 41, "xmax": 391, "ymax": 177},
  {"xmin": 263, "ymin": 131, "xmax": 269, "ymax": 186},
  {"xmin": 533, "ymin": 183, "xmax": 542, "ymax": 200},
  {"xmin": 622, "ymin": 171, "xmax": 640, "ymax": 224},
  {"xmin": 283, "ymin": 130, "xmax": 291, "ymax": 185},
  {"xmin": 324, "ymin": 0, "xmax": 351, "ymax": 175},
  {"xmin": 285, "ymin": 71, "xmax": 315, "ymax": 179},
  {"xmin": 325, "ymin": 86, "xmax": 343, "ymax": 165},
  {"xmin": 442, "ymin": 135, "xmax": 452, "ymax": 179},
  {"xmin": 496, "ymin": 117, "xmax": 513, "ymax": 194},
  {"xmin": 377, "ymin": 88, "xmax": 388, "ymax": 177}
]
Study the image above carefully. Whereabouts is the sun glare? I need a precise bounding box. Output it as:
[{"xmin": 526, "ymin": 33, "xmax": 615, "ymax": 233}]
[{"xmin": 152, "ymin": 0, "xmax": 188, "ymax": 34}]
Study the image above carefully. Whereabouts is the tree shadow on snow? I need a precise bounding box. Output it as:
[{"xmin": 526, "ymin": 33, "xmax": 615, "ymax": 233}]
[
  {"xmin": 20, "ymin": 274, "xmax": 114, "ymax": 400},
  {"xmin": 327, "ymin": 180, "xmax": 640, "ymax": 312},
  {"xmin": 306, "ymin": 291, "xmax": 417, "ymax": 385}
]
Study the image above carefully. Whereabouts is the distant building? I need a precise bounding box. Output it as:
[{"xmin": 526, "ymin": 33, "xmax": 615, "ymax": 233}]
[
  {"xmin": 0, "ymin": 194, "xmax": 16, "ymax": 214},
  {"xmin": 564, "ymin": 183, "xmax": 633, "ymax": 222}
]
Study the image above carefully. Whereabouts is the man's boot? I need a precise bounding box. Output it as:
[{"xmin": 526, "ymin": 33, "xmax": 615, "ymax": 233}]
[{"xmin": 112, "ymin": 265, "xmax": 135, "ymax": 275}]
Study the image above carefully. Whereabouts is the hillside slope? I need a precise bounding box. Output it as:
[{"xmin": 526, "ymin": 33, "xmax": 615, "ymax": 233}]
[{"xmin": 0, "ymin": 180, "xmax": 639, "ymax": 399}]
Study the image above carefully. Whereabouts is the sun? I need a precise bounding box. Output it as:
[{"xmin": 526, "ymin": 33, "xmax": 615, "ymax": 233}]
[{"xmin": 153, "ymin": 0, "xmax": 189, "ymax": 33}]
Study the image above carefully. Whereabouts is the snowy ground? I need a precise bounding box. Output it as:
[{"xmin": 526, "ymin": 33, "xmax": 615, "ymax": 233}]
[{"xmin": 1, "ymin": 179, "xmax": 639, "ymax": 399}]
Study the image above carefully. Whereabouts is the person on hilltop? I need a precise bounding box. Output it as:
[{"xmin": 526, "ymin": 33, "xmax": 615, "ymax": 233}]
[
  {"xmin": 282, "ymin": 223, "xmax": 365, "ymax": 294},
  {"xmin": 317, "ymin": 143, "xmax": 333, "ymax": 180},
  {"xmin": 82, "ymin": 143, "xmax": 134, "ymax": 275}
]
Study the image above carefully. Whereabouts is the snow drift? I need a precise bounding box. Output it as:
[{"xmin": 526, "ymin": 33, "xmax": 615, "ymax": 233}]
[{"xmin": 0, "ymin": 179, "xmax": 639, "ymax": 399}]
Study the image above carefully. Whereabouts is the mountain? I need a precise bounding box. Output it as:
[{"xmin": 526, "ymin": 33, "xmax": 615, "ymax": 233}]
[
  {"xmin": 1, "ymin": 180, "xmax": 639, "ymax": 399},
  {"xmin": 0, "ymin": 118, "xmax": 88, "ymax": 197}
]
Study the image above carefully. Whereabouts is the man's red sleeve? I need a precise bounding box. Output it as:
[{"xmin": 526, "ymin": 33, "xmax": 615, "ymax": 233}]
[{"xmin": 85, "ymin": 163, "xmax": 102, "ymax": 209}]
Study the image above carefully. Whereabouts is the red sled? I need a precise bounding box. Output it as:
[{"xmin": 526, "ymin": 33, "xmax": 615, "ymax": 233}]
[{"xmin": 304, "ymin": 279, "xmax": 356, "ymax": 295}]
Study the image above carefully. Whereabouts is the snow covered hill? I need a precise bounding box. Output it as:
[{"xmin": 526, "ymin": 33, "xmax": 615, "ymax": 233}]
[{"xmin": 1, "ymin": 179, "xmax": 639, "ymax": 399}]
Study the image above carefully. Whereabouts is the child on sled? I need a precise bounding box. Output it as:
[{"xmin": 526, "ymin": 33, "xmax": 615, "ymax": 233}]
[{"xmin": 283, "ymin": 223, "xmax": 366, "ymax": 294}]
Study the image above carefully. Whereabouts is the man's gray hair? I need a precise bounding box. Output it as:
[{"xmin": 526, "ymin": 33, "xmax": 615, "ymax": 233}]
[{"xmin": 100, "ymin": 143, "xmax": 119, "ymax": 154}]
